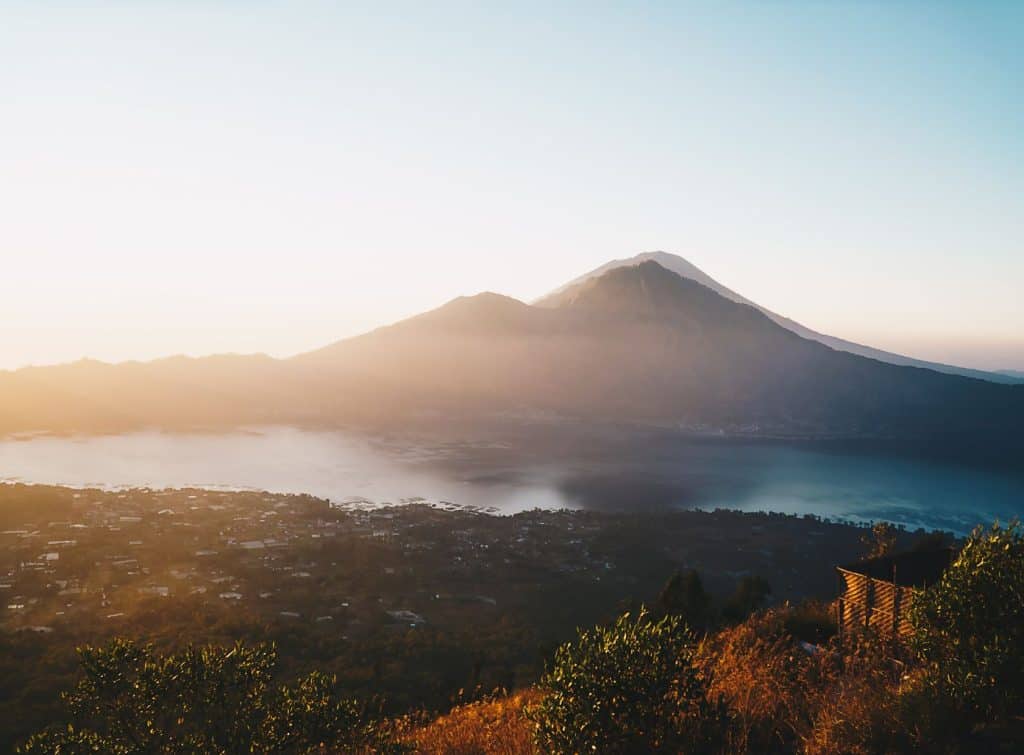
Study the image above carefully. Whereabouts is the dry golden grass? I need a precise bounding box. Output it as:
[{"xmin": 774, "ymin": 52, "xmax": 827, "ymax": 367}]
[
  {"xmin": 699, "ymin": 610, "xmax": 811, "ymax": 752},
  {"xmin": 378, "ymin": 605, "xmax": 922, "ymax": 754},
  {"xmin": 799, "ymin": 634, "xmax": 906, "ymax": 755},
  {"xmin": 700, "ymin": 606, "xmax": 908, "ymax": 754},
  {"xmin": 395, "ymin": 690, "xmax": 537, "ymax": 755}
]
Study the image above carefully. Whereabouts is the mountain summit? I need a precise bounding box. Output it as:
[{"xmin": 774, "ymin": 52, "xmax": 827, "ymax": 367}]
[
  {"xmin": 541, "ymin": 260, "xmax": 776, "ymax": 330},
  {"xmin": 538, "ymin": 252, "xmax": 1021, "ymax": 385}
]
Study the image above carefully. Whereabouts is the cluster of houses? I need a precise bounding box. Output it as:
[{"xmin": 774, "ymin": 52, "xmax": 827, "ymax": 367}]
[{"xmin": 3, "ymin": 487, "xmax": 619, "ymax": 638}]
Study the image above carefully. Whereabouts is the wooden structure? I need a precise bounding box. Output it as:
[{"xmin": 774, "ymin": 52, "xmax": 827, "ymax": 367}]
[{"xmin": 836, "ymin": 549, "xmax": 954, "ymax": 639}]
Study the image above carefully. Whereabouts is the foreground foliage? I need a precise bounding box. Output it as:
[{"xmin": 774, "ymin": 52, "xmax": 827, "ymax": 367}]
[
  {"xmin": 527, "ymin": 609, "xmax": 727, "ymax": 753},
  {"xmin": 19, "ymin": 640, "xmax": 378, "ymax": 754},
  {"xmin": 908, "ymin": 520, "xmax": 1024, "ymax": 730},
  {"xmin": 401, "ymin": 537, "xmax": 1024, "ymax": 754},
  {"xmin": 17, "ymin": 517, "xmax": 1024, "ymax": 753}
]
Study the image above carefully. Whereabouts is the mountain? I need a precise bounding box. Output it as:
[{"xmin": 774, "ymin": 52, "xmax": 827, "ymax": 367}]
[
  {"xmin": 1, "ymin": 260, "xmax": 1022, "ymax": 466},
  {"xmin": 0, "ymin": 354, "xmax": 309, "ymax": 435},
  {"xmin": 294, "ymin": 262, "xmax": 1023, "ymax": 455},
  {"xmin": 537, "ymin": 251, "xmax": 1024, "ymax": 385}
]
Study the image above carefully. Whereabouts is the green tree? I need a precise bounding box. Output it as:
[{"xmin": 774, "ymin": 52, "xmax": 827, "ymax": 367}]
[
  {"xmin": 908, "ymin": 520, "xmax": 1024, "ymax": 723},
  {"xmin": 656, "ymin": 570, "xmax": 712, "ymax": 629},
  {"xmin": 861, "ymin": 522, "xmax": 898, "ymax": 559},
  {"xmin": 722, "ymin": 576, "xmax": 771, "ymax": 623},
  {"xmin": 18, "ymin": 639, "xmax": 378, "ymax": 754},
  {"xmin": 528, "ymin": 609, "xmax": 726, "ymax": 754}
]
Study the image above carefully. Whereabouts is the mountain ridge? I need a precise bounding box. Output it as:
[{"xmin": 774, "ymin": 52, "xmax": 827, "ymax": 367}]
[
  {"xmin": 1, "ymin": 259, "xmax": 1021, "ymax": 468},
  {"xmin": 538, "ymin": 252, "xmax": 1022, "ymax": 385}
]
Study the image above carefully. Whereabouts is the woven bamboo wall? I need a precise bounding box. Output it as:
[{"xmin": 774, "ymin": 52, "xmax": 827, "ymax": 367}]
[{"xmin": 837, "ymin": 568, "xmax": 915, "ymax": 638}]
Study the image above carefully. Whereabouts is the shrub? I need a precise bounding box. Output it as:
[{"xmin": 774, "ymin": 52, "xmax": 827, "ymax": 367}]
[
  {"xmin": 18, "ymin": 639, "xmax": 378, "ymax": 754},
  {"xmin": 722, "ymin": 576, "xmax": 772, "ymax": 624},
  {"xmin": 909, "ymin": 520, "xmax": 1024, "ymax": 723},
  {"xmin": 655, "ymin": 570, "xmax": 713, "ymax": 629},
  {"xmin": 861, "ymin": 522, "xmax": 898, "ymax": 559},
  {"xmin": 527, "ymin": 609, "xmax": 726, "ymax": 754},
  {"xmin": 778, "ymin": 600, "xmax": 836, "ymax": 646}
]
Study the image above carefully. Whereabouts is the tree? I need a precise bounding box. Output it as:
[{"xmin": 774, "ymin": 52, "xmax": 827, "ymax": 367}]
[
  {"xmin": 908, "ymin": 520, "xmax": 1024, "ymax": 723},
  {"xmin": 861, "ymin": 522, "xmax": 898, "ymax": 559},
  {"xmin": 722, "ymin": 576, "xmax": 771, "ymax": 624},
  {"xmin": 527, "ymin": 609, "xmax": 726, "ymax": 754},
  {"xmin": 909, "ymin": 530, "xmax": 951, "ymax": 552},
  {"xmin": 18, "ymin": 639, "xmax": 378, "ymax": 754},
  {"xmin": 656, "ymin": 570, "xmax": 712, "ymax": 629}
]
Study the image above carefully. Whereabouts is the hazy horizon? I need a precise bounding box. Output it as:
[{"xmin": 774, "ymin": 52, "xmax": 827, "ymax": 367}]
[
  {"xmin": 4, "ymin": 248, "xmax": 1022, "ymax": 373},
  {"xmin": 3, "ymin": 2, "xmax": 1022, "ymax": 372}
]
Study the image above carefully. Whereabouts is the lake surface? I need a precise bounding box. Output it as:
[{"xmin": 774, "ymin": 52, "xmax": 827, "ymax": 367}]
[{"xmin": 2, "ymin": 426, "xmax": 1022, "ymax": 534}]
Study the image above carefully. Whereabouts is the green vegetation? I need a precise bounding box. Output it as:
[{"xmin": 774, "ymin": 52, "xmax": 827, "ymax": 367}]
[
  {"xmin": 721, "ymin": 575, "xmax": 772, "ymax": 624},
  {"xmin": 655, "ymin": 569, "xmax": 713, "ymax": 628},
  {"xmin": 19, "ymin": 640, "xmax": 378, "ymax": 754},
  {"xmin": 416, "ymin": 524, "xmax": 1024, "ymax": 754},
  {"xmin": 528, "ymin": 610, "xmax": 726, "ymax": 753},
  {"xmin": 909, "ymin": 520, "xmax": 1024, "ymax": 727},
  {"xmin": 860, "ymin": 521, "xmax": 898, "ymax": 559}
]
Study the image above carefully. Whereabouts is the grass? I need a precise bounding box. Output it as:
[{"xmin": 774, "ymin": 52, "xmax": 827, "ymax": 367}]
[{"xmin": 392, "ymin": 690, "xmax": 537, "ymax": 754}]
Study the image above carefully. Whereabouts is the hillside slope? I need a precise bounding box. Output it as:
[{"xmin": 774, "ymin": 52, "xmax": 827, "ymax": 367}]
[{"xmin": 537, "ymin": 251, "xmax": 1023, "ymax": 385}]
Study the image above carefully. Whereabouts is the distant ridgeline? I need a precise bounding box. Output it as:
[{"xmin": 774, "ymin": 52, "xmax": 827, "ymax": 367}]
[{"xmin": 2, "ymin": 260, "xmax": 1022, "ymax": 466}]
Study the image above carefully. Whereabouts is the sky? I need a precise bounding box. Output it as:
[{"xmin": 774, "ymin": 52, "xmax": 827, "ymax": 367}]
[{"xmin": 2, "ymin": 1, "xmax": 1022, "ymax": 372}]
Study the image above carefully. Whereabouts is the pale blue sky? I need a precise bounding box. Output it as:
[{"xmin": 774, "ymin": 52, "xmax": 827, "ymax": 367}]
[{"xmin": 2, "ymin": 1, "xmax": 1022, "ymax": 370}]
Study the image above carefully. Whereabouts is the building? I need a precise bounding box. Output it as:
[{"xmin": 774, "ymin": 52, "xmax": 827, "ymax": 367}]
[{"xmin": 836, "ymin": 548, "xmax": 955, "ymax": 639}]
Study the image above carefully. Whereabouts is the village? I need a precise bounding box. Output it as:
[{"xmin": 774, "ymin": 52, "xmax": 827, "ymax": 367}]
[{"xmin": 1, "ymin": 482, "xmax": 898, "ymax": 639}]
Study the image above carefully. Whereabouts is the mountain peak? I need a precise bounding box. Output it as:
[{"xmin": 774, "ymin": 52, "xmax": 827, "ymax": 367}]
[
  {"xmin": 543, "ymin": 259, "xmax": 779, "ymax": 335},
  {"xmin": 433, "ymin": 291, "xmax": 529, "ymax": 317},
  {"xmin": 535, "ymin": 252, "xmax": 733, "ymax": 308},
  {"xmin": 409, "ymin": 291, "xmax": 537, "ymax": 333}
]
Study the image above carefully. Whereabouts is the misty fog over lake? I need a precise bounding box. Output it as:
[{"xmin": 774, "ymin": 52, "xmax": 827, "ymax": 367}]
[{"xmin": 2, "ymin": 426, "xmax": 1021, "ymax": 535}]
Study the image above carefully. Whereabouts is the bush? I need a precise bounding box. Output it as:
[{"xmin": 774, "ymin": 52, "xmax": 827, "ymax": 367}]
[
  {"xmin": 861, "ymin": 522, "xmax": 898, "ymax": 559},
  {"xmin": 909, "ymin": 520, "xmax": 1024, "ymax": 723},
  {"xmin": 18, "ymin": 639, "xmax": 379, "ymax": 754},
  {"xmin": 722, "ymin": 576, "xmax": 772, "ymax": 624},
  {"xmin": 527, "ymin": 609, "xmax": 726, "ymax": 754},
  {"xmin": 655, "ymin": 570, "xmax": 713, "ymax": 629}
]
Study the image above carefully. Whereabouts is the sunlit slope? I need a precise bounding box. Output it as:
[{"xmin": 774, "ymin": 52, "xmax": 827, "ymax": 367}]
[{"xmin": 0, "ymin": 355, "xmax": 304, "ymax": 434}]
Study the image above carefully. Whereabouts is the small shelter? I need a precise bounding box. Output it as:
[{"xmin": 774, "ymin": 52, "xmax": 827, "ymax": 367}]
[{"xmin": 836, "ymin": 548, "xmax": 954, "ymax": 639}]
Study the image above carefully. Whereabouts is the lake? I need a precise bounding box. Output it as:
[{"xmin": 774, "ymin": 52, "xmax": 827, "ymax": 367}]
[{"xmin": 1, "ymin": 426, "xmax": 1022, "ymax": 534}]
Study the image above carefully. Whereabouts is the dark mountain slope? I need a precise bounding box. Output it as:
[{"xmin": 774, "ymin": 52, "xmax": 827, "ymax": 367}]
[
  {"xmin": 538, "ymin": 251, "xmax": 1023, "ymax": 385},
  {"xmin": 296, "ymin": 261, "xmax": 1023, "ymax": 448},
  {"xmin": 536, "ymin": 262, "xmax": 1021, "ymax": 436}
]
